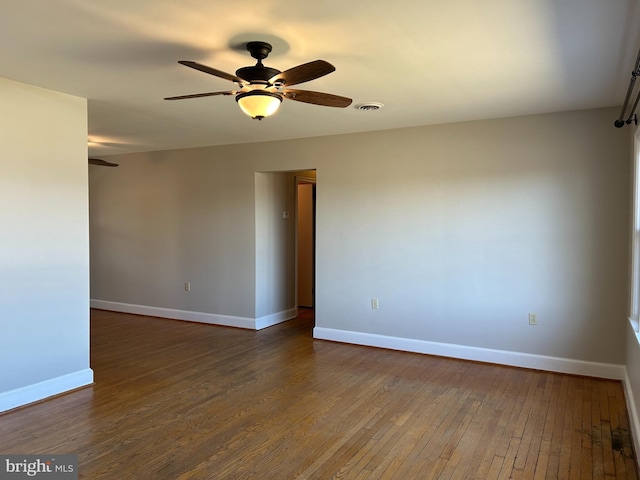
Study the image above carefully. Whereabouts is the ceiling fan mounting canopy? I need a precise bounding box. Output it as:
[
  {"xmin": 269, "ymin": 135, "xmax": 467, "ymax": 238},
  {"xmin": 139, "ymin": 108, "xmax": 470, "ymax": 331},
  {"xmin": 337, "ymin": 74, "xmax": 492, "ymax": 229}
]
[
  {"xmin": 164, "ymin": 40, "xmax": 352, "ymax": 119},
  {"xmin": 246, "ymin": 41, "xmax": 273, "ymax": 62}
]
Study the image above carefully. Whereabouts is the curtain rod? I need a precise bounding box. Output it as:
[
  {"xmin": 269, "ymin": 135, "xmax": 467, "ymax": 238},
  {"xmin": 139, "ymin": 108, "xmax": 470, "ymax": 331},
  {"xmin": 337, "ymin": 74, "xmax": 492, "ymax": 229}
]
[{"xmin": 615, "ymin": 45, "xmax": 640, "ymax": 128}]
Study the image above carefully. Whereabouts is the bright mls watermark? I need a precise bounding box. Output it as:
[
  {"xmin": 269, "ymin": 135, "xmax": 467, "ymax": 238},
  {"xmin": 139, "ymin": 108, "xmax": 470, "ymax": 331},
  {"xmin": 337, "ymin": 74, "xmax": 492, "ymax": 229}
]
[{"xmin": 0, "ymin": 455, "xmax": 77, "ymax": 479}]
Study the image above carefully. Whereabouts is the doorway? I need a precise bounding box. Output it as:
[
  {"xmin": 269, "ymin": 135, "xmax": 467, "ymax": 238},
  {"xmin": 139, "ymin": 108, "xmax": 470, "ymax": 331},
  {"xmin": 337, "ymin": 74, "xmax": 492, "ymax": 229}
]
[{"xmin": 296, "ymin": 175, "xmax": 316, "ymax": 311}]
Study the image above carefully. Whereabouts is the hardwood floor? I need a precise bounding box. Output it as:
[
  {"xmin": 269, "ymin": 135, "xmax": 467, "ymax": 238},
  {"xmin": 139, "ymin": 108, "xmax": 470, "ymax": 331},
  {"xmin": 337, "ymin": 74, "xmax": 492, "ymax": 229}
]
[{"xmin": 0, "ymin": 309, "xmax": 637, "ymax": 479}]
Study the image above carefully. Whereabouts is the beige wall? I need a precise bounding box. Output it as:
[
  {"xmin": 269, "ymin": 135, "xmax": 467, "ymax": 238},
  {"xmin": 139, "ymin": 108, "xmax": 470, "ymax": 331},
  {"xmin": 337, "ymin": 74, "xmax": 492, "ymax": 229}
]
[
  {"xmin": 90, "ymin": 107, "xmax": 630, "ymax": 365},
  {"xmin": 255, "ymin": 172, "xmax": 296, "ymax": 318},
  {"xmin": 0, "ymin": 77, "xmax": 91, "ymax": 410},
  {"xmin": 90, "ymin": 149, "xmax": 258, "ymax": 317}
]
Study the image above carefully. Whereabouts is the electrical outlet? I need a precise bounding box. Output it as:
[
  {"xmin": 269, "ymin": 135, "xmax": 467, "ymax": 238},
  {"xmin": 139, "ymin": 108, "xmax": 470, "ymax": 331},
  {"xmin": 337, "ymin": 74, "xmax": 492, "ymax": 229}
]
[
  {"xmin": 371, "ymin": 298, "xmax": 379, "ymax": 310},
  {"xmin": 528, "ymin": 312, "xmax": 538, "ymax": 325},
  {"xmin": 185, "ymin": 282, "xmax": 191, "ymax": 292}
]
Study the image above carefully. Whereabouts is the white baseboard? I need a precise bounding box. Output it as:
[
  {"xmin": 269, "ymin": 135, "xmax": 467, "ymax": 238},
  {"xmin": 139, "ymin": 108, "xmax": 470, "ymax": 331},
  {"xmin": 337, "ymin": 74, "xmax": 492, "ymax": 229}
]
[
  {"xmin": 0, "ymin": 369, "xmax": 94, "ymax": 413},
  {"xmin": 91, "ymin": 299, "xmax": 296, "ymax": 331},
  {"xmin": 91, "ymin": 299, "xmax": 255, "ymax": 329},
  {"xmin": 313, "ymin": 327, "xmax": 626, "ymax": 380},
  {"xmin": 256, "ymin": 308, "xmax": 298, "ymax": 330}
]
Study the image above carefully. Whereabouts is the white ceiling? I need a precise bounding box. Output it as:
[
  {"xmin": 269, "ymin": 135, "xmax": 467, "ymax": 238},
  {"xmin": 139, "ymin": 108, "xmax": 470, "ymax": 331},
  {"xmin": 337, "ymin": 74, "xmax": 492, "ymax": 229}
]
[{"xmin": 1, "ymin": 0, "xmax": 639, "ymax": 157}]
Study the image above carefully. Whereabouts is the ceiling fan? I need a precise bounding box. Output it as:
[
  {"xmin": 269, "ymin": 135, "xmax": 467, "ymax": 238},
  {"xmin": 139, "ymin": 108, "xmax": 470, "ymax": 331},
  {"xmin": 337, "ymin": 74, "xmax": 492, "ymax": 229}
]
[
  {"xmin": 164, "ymin": 41, "xmax": 352, "ymax": 120},
  {"xmin": 89, "ymin": 158, "xmax": 118, "ymax": 167}
]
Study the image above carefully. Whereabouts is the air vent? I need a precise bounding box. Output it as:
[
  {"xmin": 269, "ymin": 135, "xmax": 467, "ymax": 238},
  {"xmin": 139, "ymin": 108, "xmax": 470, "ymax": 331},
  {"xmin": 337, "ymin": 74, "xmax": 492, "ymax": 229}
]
[{"xmin": 354, "ymin": 102, "xmax": 384, "ymax": 111}]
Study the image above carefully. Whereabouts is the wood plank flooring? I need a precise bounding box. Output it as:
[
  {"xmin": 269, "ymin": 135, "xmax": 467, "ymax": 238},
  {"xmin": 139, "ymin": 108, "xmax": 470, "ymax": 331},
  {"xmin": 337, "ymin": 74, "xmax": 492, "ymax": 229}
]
[{"xmin": 0, "ymin": 309, "xmax": 637, "ymax": 479}]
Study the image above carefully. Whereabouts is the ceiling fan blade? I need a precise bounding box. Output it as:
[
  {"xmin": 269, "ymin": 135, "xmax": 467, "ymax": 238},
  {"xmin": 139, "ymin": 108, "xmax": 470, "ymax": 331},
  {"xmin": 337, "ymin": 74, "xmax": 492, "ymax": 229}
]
[
  {"xmin": 269, "ymin": 60, "xmax": 335, "ymax": 87},
  {"xmin": 164, "ymin": 91, "xmax": 236, "ymax": 100},
  {"xmin": 89, "ymin": 158, "xmax": 119, "ymax": 167},
  {"xmin": 178, "ymin": 61, "xmax": 244, "ymax": 84},
  {"xmin": 283, "ymin": 89, "xmax": 352, "ymax": 108}
]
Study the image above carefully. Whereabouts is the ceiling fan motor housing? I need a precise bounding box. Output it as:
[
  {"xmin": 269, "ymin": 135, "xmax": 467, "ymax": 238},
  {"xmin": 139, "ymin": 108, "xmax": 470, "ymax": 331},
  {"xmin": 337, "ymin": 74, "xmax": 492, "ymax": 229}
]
[{"xmin": 235, "ymin": 65, "xmax": 280, "ymax": 83}]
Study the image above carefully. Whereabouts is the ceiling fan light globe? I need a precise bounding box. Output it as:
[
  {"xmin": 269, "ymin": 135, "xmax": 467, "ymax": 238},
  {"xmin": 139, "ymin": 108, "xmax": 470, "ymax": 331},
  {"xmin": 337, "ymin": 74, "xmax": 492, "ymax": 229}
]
[{"xmin": 236, "ymin": 91, "xmax": 282, "ymax": 120}]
